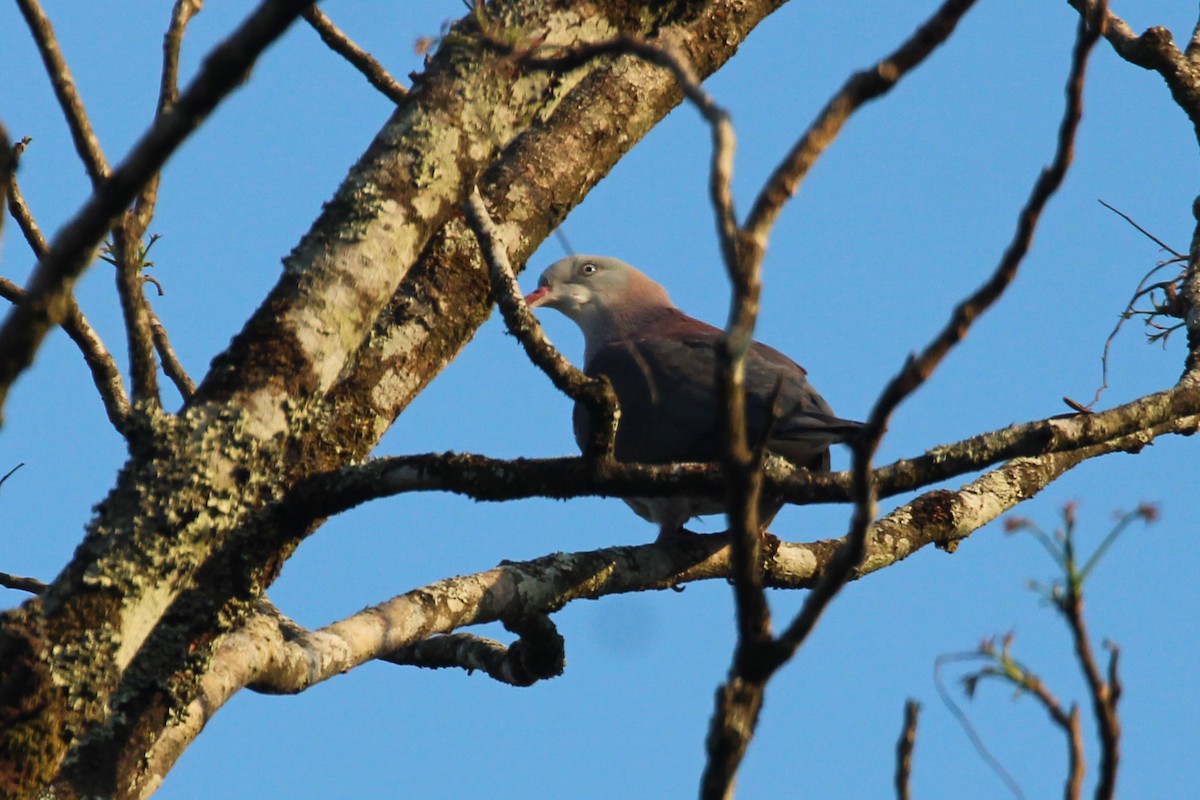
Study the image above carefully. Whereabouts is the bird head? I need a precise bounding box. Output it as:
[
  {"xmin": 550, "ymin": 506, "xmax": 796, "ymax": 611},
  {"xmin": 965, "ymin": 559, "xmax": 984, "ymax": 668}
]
[{"xmin": 524, "ymin": 256, "xmax": 673, "ymax": 352}]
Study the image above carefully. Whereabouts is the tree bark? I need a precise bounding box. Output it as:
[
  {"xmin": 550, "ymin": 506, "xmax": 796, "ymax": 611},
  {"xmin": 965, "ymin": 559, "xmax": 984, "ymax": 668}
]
[{"xmin": 0, "ymin": 1, "xmax": 790, "ymax": 797}]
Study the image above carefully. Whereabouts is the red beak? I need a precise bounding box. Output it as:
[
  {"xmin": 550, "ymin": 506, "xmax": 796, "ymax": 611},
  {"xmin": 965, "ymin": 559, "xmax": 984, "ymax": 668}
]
[{"xmin": 524, "ymin": 286, "xmax": 550, "ymax": 307}]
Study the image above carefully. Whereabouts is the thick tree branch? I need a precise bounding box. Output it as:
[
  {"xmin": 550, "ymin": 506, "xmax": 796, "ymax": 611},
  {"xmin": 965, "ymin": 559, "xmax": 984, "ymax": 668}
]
[
  {"xmin": 277, "ymin": 384, "xmax": 1200, "ymax": 526},
  {"xmin": 141, "ymin": 431, "xmax": 1128, "ymax": 790},
  {"xmin": 0, "ymin": 0, "xmax": 314, "ymax": 422},
  {"xmin": 302, "ymin": 6, "xmax": 407, "ymax": 104}
]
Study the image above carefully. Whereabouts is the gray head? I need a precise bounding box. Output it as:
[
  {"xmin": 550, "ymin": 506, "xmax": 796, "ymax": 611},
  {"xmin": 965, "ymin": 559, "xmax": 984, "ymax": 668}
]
[{"xmin": 524, "ymin": 255, "xmax": 674, "ymax": 356}]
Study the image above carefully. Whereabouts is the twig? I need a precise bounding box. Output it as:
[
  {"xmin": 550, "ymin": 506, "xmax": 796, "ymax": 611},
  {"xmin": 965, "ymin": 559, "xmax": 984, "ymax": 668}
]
[
  {"xmin": 2, "ymin": 168, "xmax": 132, "ymax": 431},
  {"xmin": 0, "ymin": 122, "xmax": 9, "ymax": 238},
  {"xmin": 0, "ymin": 462, "xmax": 25, "ymax": 491},
  {"xmin": 15, "ymin": 0, "xmax": 110, "ymax": 186},
  {"xmin": 112, "ymin": 225, "xmax": 161, "ymax": 406},
  {"xmin": 0, "ymin": 0, "xmax": 315, "ymax": 422},
  {"xmin": 779, "ymin": 0, "xmax": 1103, "ymax": 658},
  {"xmin": 1063, "ymin": 595, "xmax": 1120, "ymax": 799},
  {"xmin": 1087, "ymin": 200, "xmax": 1186, "ymax": 407},
  {"xmin": 743, "ymin": 0, "xmax": 978, "ymax": 247},
  {"xmin": 276, "ymin": 383, "xmax": 1200, "ymax": 523},
  {"xmin": 895, "ymin": 700, "xmax": 920, "ymax": 800},
  {"xmin": 148, "ymin": 306, "xmax": 196, "ymax": 400},
  {"xmin": 935, "ymin": 651, "xmax": 1026, "ymax": 800},
  {"xmin": 130, "ymin": 0, "xmax": 205, "ymax": 232},
  {"xmin": 462, "ymin": 185, "xmax": 619, "ymax": 458},
  {"xmin": 303, "ymin": 6, "xmax": 408, "ymax": 104},
  {"xmin": 0, "ymin": 571, "xmax": 46, "ymax": 595}
]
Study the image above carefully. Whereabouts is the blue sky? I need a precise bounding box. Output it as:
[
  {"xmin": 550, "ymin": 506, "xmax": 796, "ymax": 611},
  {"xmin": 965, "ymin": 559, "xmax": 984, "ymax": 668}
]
[{"xmin": 2, "ymin": 2, "xmax": 1197, "ymax": 797}]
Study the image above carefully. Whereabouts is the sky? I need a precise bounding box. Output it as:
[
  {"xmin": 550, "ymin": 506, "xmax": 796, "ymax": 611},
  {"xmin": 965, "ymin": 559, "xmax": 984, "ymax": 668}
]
[{"xmin": 2, "ymin": 1, "xmax": 1198, "ymax": 798}]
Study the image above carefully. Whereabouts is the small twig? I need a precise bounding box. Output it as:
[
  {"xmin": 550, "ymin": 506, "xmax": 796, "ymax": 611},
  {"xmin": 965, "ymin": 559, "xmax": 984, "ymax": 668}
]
[
  {"xmin": 130, "ymin": 0, "xmax": 204, "ymax": 232},
  {"xmin": 147, "ymin": 306, "xmax": 195, "ymax": 401},
  {"xmin": 1063, "ymin": 593, "xmax": 1120, "ymax": 799},
  {"xmin": 0, "ymin": 571, "xmax": 46, "ymax": 595},
  {"xmin": 895, "ymin": 700, "xmax": 920, "ymax": 800},
  {"xmin": 935, "ymin": 651, "xmax": 1026, "ymax": 800},
  {"xmin": 2, "ymin": 169, "xmax": 132, "ymax": 431},
  {"xmin": 112, "ymin": 225, "xmax": 161, "ymax": 407},
  {"xmin": 1097, "ymin": 199, "xmax": 1184, "ymax": 258},
  {"xmin": 0, "ymin": 0, "xmax": 315, "ymax": 423},
  {"xmin": 5, "ymin": 155, "xmax": 48, "ymax": 252},
  {"xmin": 303, "ymin": 6, "xmax": 408, "ymax": 104},
  {"xmin": 0, "ymin": 462, "xmax": 25, "ymax": 491},
  {"xmin": 0, "ymin": 122, "xmax": 10, "ymax": 238},
  {"xmin": 462, "ymin": 185, "xmax": 619, "ymax": 458},
  {"xmin": 15, "ymin": 0, "xmax": 111, "ymax": 186},
  {"xmin": 1087, "ymin": 200, "xmax": 1186, "ymax": 407}
]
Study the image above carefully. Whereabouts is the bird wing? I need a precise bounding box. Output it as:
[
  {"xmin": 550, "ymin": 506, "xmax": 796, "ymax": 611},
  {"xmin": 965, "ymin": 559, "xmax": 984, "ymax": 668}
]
[{"xmin": 574, "ymin": 312, "xmax": 859, "ymax": 468}]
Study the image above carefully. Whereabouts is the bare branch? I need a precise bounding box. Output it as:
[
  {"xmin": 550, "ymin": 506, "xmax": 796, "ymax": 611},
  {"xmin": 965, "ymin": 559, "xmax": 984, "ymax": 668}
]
[
  {"xmin": 895, "ymin": 700, "xmax": 920, "ymax": 800},
  {"xmin": 0, "ymin": 571, "xmax": 46, "ymax": 595},
  {"xmin": 935, "ymin": 651, "xmax": 1026, "ymax": 800},
  {"xmin": 303, "ymin": 6, "xmax": 408, "ymax": 104},
  {"xmin": 151, "ymin": 437, "xmax": 1106, "ymax": 793},
  {"xmin": 744, "ymin": 0, "xmax": 978, "ymax": 246},
  {"xmin": 777, "ymin": 0, "xmax": 1104, "ymax": 665},
  {"xmin": 0, "ymin": 122, "xmax": 10, "ymax": 238},
  {"xmin": 462, "ymin": 185, "xmax": 619, "ymax": 458},
  {"xmin": 0, "ymin": 0, "xmax": 315, "ymax": 422},
  {"xmin": 130, "ymin": 0, "xmax": 205, "ymax": 232},
  {"xmin": 148, "ymin": 306, "xmax": 195, "ymax": 400},
  {"xmin": 112, "ymin": 226, "xmax": 160, "ymax": 406},
  {"xmin": 1063, "ymin": 593, "xmax": 1121, "ymax": 799},
  {"xmin": 2, "ymin": 168, "xmax": 131, "ymax": 430},
  {"xmin": 276, "ymin": 382, "xmax": 1199, "ymax": 532},
  {"xmin": 14, "ymin": 0, "xmax": 110, "ymax": 186}
]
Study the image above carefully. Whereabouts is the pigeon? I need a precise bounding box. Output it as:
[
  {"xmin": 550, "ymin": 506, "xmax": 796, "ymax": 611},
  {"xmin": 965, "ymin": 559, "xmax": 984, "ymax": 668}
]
[{"xmin": 524, "ymin": 255, "xmax": 861, "ymax": 539}]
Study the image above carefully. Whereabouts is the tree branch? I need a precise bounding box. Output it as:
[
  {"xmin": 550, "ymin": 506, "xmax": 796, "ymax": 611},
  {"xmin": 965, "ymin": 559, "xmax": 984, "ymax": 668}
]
[
  {"xmin": 112, "ymin": 225, "xmax": 161, "ymax": 407},
  {"xmin": 3, "ymin": 162, "xmax": 131, "ymax": 432},
  {"xmin": 14, "ymin": 0, "xmax": 110, "ymax": 186},
  {"xmin": 0, "ymin": 0, "xmax": 314, "ymax": 422},
  {"xmin": 148, "ymin": 306, "xmax": 195, "ymax": 401},
  {"xmin": 744, "ymin": 0, "xmax": 978, "ymax": 245},
  {"xmin": 140, "ymin": 431, "xmax": 1125, "ymax": 791},
  {"xmin": 462, "ymin": 185, "xmax": 619, "ymax": 458},
  {"xmin": 895, "ymin": 700, "xmax": 920, "ymax": 800},
  {"xmin": 129, "ymin": 0, "xmax": 205, "ymax": 232},
  {"xmin": 302, "ymin": 6, "xmax": 407, "ymax": 104}
]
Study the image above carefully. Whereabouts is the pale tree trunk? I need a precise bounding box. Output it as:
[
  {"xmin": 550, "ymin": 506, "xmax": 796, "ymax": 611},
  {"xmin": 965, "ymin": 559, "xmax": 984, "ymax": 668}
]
[{"xmin": 0, "ymin": 1, "xmax": 789, "ymax": 797}]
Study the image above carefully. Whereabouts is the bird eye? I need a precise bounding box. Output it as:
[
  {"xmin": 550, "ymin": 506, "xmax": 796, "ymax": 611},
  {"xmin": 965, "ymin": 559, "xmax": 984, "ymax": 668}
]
[{"xmin": 580, "ymin": 262, "xmax": 597, "ymax": 275}]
